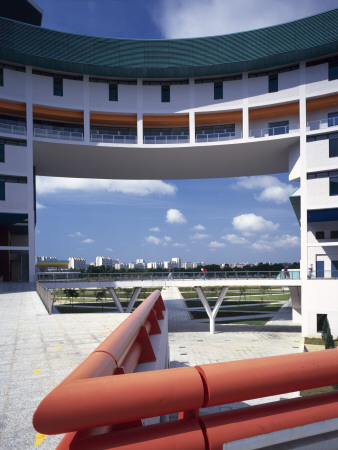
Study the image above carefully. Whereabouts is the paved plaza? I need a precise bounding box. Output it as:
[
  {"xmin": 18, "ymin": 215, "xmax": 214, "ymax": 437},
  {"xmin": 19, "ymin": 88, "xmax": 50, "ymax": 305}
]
[{"xmin": 0, "ymin": 285, "xmax": 302, "ymax": 449}]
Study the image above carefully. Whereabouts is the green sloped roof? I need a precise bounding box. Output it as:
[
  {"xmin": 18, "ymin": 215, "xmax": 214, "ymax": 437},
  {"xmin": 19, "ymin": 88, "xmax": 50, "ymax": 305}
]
[{"xmin": 0, "ymin": 9, "xmax": 338, "ymax": 78}]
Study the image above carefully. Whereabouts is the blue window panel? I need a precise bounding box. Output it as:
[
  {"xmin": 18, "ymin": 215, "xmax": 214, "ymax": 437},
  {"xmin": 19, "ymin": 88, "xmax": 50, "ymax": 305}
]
[
  {"xmin": 268, "ymin": 74, "xmax": 278, "ymax": 92},
  {"xmin": 329, "ymin": 138, "xmax": 338, "ymax": 157},
  {"xmin": 268, "ymin": 120, "xmax": 289, "ymax": 136},
  {"xmin": 0, "ymin": 144, "xmax": 4, "ymax": 162},
  {"xmin": 328, "ymin": 112, "xmax": 338, "ymax": 127},
  {"xmin": 331, "ymin": 260, "xmax": 338, "ymax": 278},
  {"xmin": 0, "ymin": 68, "xmax": 3, "ymax": 86},
  {"xmin": 316, "ymin": 261, "xmax": 324, "ymax": 278},
  {"xmin": 161, "ymin": 85, "xmax": 170, "ymax": 102},
  {"xmin": 214, "ymin": 81, "xmax": 223, "ymax": 100},
  {"xmin": 53, "ymin": 77, "xmax": 63, "ymax": 96},
  {"xmin": 308, "ymin": 208, "xmax": 338, "ymax": 222},
  {"xmin": 329, "ymin": 61, "xmax": 338, "ymax": 81},
  {"xmin": 330, "ymin": 176, "xmax": 338, "ymax": 195},
  {"xmin": 317, "ymin": 313, "xmax": 327, "ymax": 332},
  {"xmin": 109, "ymin": 84, "xmax": 118, "ymax": 101},
  {"xmin": 0, "ymin": 181, "xmax": 4, "ymax": 200}
]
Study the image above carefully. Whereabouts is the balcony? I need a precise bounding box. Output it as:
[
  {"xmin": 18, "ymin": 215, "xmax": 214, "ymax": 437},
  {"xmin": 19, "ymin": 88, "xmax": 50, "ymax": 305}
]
[
  {"xmin": 307, "ymin": 116, "xmax": 338, "ymax": 131},
  {"xmin": 143, "ymin": 135, "xmax": 189, "ymax": 144},
  {"xmin": 33, "ymin": 128, "xmax": 83, "ymax": 141},
  {"xmin": 250, "ymin": 123, "xmax": 299, "ymax": 138},
  {"xmin": 0, "ymin": 122, "xmax": 26, "ymax": 136},
  {"xmin": 91, "ymin": 134, "xmax": 137, "ymax": 144},
  {"xmin": 196, "ymin": 131, "xmax": 242, "ymax": 143}
]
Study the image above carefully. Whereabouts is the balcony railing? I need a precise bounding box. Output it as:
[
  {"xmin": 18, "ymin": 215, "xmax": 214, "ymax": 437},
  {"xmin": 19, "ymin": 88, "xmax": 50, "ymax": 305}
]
[
  {"xmin": 143, "ymin": 135, "xmax": 189, "ymax": 144},
  {"xmin": 33, "ymin": 128, "xmax": 84, "ymax": 141},
  {"xmin": 0, "ymin": 122, "xmax": 26, "ymax": 135},
  {"xmin": 37, "ymin": 270, "xmax": 301, "ymax": 282},
  {"xmin": 91, "ymin": 134, "xmax": 137, "ymax": 144},
  {"xmin": 308, "ymin": 270, "xmax": 338, "ymax": 279},
  {"xmin": 307, "ymin": 116, "xmax": 338, "ymax": 131},
  {"xmin": 250, "ymin": 124, "xmax": 299, "ymax": 138},
  {"xmin": 196, "ymin": 131, "xmax": 242, "ymax": 142}
]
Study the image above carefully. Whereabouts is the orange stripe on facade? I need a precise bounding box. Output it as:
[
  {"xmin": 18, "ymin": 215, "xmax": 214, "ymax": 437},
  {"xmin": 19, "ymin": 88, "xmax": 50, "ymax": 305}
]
[
  {"xmin": 195, "ymin": 110, "xmax": 242, "ymax": 126},
  {"xmin": 90, "ymin": 112, "xmax": 137, "ymax": 126},
  {"xmin": 307, "ymin": 93, "xmax": 338, "ymax": 111},
  {"xmin": 143, "ymin": 114, "xmax": 189, "ymax": 127},
  {"xmin": 249, "ymin": 102, "xmax": 299, "ymax": 120},
  {"xmin": 0, "ymin": 99, "xmax": 26, "ymax": 116},
  {"xmin": 33, "ymin": 105, "xmax": 83, "ymax": 123}
]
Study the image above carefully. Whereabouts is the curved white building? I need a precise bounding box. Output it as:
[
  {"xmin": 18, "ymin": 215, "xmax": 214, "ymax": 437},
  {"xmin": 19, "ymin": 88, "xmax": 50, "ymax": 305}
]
[{"xmin": 0, "ymin": 1, "xmax": 338, "ymax": 335}]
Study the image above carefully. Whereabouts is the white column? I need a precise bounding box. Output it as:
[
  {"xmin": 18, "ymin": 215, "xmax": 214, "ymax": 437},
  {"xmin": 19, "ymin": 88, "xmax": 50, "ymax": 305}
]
[
  {"xmin": 25, "ymin": 66, "xmax": 35, "ymax": 283},
  {"xmin": 137, "ymin": 79, "xmax": 143, "ymax": 145},
  {"xmin": 83, "ymin": 75, "xmax": 90, "ymax": 143},
  {"xmin": 242, "ymin": 72, "xmax": 249, "ymax": 139},
  {"xmin": 189, "ymin": 78, "xmax": 195, "ymax": 144}
]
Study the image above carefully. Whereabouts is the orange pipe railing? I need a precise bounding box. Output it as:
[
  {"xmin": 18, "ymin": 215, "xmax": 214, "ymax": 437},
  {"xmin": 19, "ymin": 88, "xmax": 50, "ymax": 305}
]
[{"xmin": 33, "ymin": 293, "xmax": 338, "ymax": 449}]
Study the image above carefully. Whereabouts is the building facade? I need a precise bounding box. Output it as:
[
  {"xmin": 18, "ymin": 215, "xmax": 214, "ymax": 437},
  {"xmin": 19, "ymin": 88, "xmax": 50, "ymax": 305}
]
[
  {"xmin": 0, "ymin": 3, "xmax": 338, "ymax": 335},
  {"xmin": 68, "ymin": 257, "xmax": 87, "ymax": 270}
]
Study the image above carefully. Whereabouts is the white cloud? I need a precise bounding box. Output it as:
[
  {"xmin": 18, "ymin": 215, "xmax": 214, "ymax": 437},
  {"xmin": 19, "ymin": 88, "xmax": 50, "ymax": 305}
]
[
  {"xmin": 145, "ymin": 235, "xmax": 162, "ymax": 245},
  {"xmin": 164, "ymin": 236, "xmax": 172, "ymax": 242},
  {"xmin": 232, "ymin": 213, "xmax": 279, "ymax": 235},
  {"xmin": 252, "ymin": 234, "xmax": 300, "ymax": 252},
  {"xmin": 208, "ymin": 241, "xmax": 226, "ymax": 250},
  {"xmin": 150, "ymin": 227, "xmax": 160, "ymax": 232},
  {"xmin": 36, "ymin": 177, "xmax": 177, "ymax": 196},
  {"xmin": 193, "ymin": 224, "xmax": 206, "ymax": 231},
  {"xmin": 173, "ymin": 242, "xmax": 186, "ymax": 247},
  {"xmin": 190, "ymin": 233, "xmax": 210, "ymax": 240},
  {"xmin": 235, "ymin": 176, "xmax": 295, "ymax": 204},
  {"xmin": 69, "ymin": 231, "xmax": 84, "ymax": 238},
  {"xmin": 106, "ymin": 247, "xmax": 113, "ymax": 252},
  {"xmin": 222, "ymin": 234, "xmax": 250, "ymax": 245},
  {"xmin": 166, "ymin": 208, "xmax": 187, "ymax": 224},
  {"xmin": 36, "ymin": 202, "xmax": 46, "ymax": 209},
  {"xmin": 82, "ymin": 238, "xmax": 95, "ymax": 244},
  {"xmin": 157, "ymin": 0, "xmax": 329, "ymax": 39}
]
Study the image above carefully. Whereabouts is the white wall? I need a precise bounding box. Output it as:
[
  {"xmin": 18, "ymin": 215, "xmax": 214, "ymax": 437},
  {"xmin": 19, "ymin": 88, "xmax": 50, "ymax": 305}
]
[
  {"xmin": 248, "ymin": 70, "xmax": 300, "ymax": 106},
  {"xmin": 307, "ymin": 139, "xmax": 338, "ymax": 172},
  {"xmin": 1, "ymin": 144, "xmax": 28, "ymax": 175},
  {"xmin": 32, "ymin": 74, "xmax": 84, "ymax": 109},
  {"xmin": 308, "ymin": 221, "xmax": 338, "ymax": 244},
  {"xmin": 89, "ymin": 82, "xmax": 137, "ymax": 112},
  {"xmin": 142, "ymin": 84, "xmax": 189, "ymax": 113},
  {"xmin": 289, "ymin": 142, "xmax": 300, "ymax": 181},
  {"xmin": 0, "ymin": 69, "xmax": 26, "ymax": 101},
  {"xmin": 1, "ymin": 183, "xmax": 28, "ymax": 211},
  {"xmin": 193, "ymin": 80, "xmax": 243, "ymax": 110},
  {"xmin": 306, "ymin": 63, "xmax": 338, "ymax": 97},
  {"xmin": 307, "ymin": 178, "xmax": 338, "ymax": 209}
]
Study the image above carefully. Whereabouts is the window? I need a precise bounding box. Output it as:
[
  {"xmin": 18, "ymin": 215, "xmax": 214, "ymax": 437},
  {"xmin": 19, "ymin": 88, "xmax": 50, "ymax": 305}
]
[
  {"xmin": 331, "ymin": 230, "xmax": 338, "ymax": 239},
  {"xmin": 53, "ymin": 77, "xmax": 63, "ymax": 96},
  {"xmin": 161, "ymin": 85, "xmax": 170, "ymax": 102},
  {"xmin": 268, "ymin": 120, "xmax": 289, "ymax": 136},
  {"xmin": 330, "ymin": 176, "xmax": 338, "ymax": 195},
  {"xmin": 328, "ymin": 112, "xmax": 338, "ymax": 127},
  {"xmin": 214, "ymin": 81, "xmax": 223, "ymax": 100},
  {"xmin": 268, "ymin": 74, "xmax": 278, "ymax": 93},
  {"xmin": 317, "ymin": 314, "xmax": 327, "ymax": 332},
  {"xmin": 0, "ymin": 68, "xmax": 3, "ymax": 86},
  {"xmin": 329, "ymin": 137, "xmax": 338, "ymax": 157},
  {"xmin": 329, "ymin": 60, "xmax": 338, "ymax": 81},
  {"xmin": 316, "ymin": 231, "xmax": 325, "ymax": 239},
  {"xmin": 109, "ymin": 83, "xmax": 118, "ymax": 101},
  {"xmin": 0, "ymin": 181, "xmax": 4, "ymax": 200}
]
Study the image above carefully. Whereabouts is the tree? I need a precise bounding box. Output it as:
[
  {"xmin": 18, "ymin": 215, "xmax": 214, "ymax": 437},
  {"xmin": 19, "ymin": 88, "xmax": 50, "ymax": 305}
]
[
  {"xmin": 239, "ymin": 286, "xmax": 247, "ymax": 300},
  {"xmin": 322, "ymin": 317, "xmax": 335, "ymax": 349},
  {"xmin": 96, "ymin": 289, "xmax": 107, "ymax": 303},
  {"xmin": 79, "ymin": 288, "xmax": 86, "ymax": 299},
  {"xmin": 63, "ymin": 289, "xmax": 79, "ymax": 300}
]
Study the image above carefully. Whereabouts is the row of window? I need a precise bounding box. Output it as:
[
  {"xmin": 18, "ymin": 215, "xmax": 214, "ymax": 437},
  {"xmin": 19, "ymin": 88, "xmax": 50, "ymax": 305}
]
[
  {"xmin": 316, "ymin": 230, "xmax": 338, "ymax": 239},
  {"xmin": 307, "ymin": 131, "xmax": 338, "ymax": 157},
  {"xmin": 307, "ymin": 171, "xmax": 338, "ymax": 196}
]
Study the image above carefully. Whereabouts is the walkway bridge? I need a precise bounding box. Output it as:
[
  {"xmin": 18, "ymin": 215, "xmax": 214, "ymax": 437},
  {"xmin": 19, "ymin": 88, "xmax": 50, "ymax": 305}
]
[
  {"xmin": 36, "ymin": 270, "xmax": 302, "ymax": 333},
  {"xmin": 33, "ymin": 290, "xmax": 338, "ymax": 450}
]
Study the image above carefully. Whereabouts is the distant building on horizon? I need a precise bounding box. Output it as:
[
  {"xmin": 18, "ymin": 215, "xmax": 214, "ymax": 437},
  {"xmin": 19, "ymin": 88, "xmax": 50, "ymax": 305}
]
[{"xmin": 68, "ymin": 257, "xmax": 87, "ymax": 270}]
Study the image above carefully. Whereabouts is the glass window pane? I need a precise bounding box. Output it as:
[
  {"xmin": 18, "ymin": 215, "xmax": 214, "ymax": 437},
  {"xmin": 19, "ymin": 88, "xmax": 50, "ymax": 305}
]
[
  {"xmin": 0, "ymin": 144, "xmax": 4, "ymax": 163},
  {"xmin": 329, "ymin": 61, "xmax": 338, "ymax": 81},
  {"xmin": 0, "ymin": 181, "xmax": 5, "ymax": 200},
  {"xmin": 329, "ymin": 138, "xmax": 338, "ymax": 157},
  {"xmin": 328, "ymin": 112, "xmax": 338, "ymax": 127},
  {"xmin": 109, "ymin": 84, "xmax": 118, "ymax": 101},
  {"xmin": 161, "ymin": 85, "xmax": 170, "ymax": 102},
  {"xmin": 214, "ymin": 81, "xmax": 223, "ymax": 100},
  {"xmin": 330, "ymin": 176, "xmax": 338, "ymax": 195},
  {"xmin": 0, "ymin": 68, "xmax": 3, "ymax": 86},
  {"xmin": 269, "ymin": 74, "xmax": 278, "ymax": 92},
  {"xmin": 53, "ymin": 77, "xmax": 63, "ymax": 96}
]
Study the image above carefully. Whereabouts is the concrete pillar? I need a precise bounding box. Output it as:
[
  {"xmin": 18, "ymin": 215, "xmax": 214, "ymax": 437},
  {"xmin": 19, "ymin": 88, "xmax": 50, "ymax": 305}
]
[
  {"xmin": 83, "ymin": 75, "xmax": 90, "ymax": 143},
  {"xmin": 137, "ymin": 79, "xmax": 143, "ymax": 145},
  {"xmin": 242, "ymin": 72, "xmax": 249, "ymax": 139}
]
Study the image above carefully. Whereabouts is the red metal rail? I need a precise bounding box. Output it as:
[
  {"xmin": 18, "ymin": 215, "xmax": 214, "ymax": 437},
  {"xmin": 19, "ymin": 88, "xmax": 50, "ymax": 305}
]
[{"xmin": 33, "ymin": 292, "xmax": 338, "ymax": 449}]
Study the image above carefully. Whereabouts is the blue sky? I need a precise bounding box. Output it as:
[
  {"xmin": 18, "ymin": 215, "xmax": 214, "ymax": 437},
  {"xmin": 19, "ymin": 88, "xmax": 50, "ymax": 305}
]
[{"xmin": 35, "ymin": 0, "xmax": 338, "ymax": 265}]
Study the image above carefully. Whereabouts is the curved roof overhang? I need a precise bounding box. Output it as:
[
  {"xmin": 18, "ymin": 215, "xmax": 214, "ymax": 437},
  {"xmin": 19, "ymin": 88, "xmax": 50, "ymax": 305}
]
[{"xmin": 0, "ymin": 9, "xmax": 338, "ymax": 78}]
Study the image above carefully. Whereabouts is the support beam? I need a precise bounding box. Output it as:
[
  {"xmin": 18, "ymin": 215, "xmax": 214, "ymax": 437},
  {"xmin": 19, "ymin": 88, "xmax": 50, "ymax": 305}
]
[
  {"xmin": 195, "ymin": 286, "xmax": 228, "ymax": 334},
  {"xmin": 126, "ymin": 287, "xmax": 142, "ymax": 313},
  {"xmin": 108, "ymin": 287, "xmax": 124, "ymax": 313}
]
